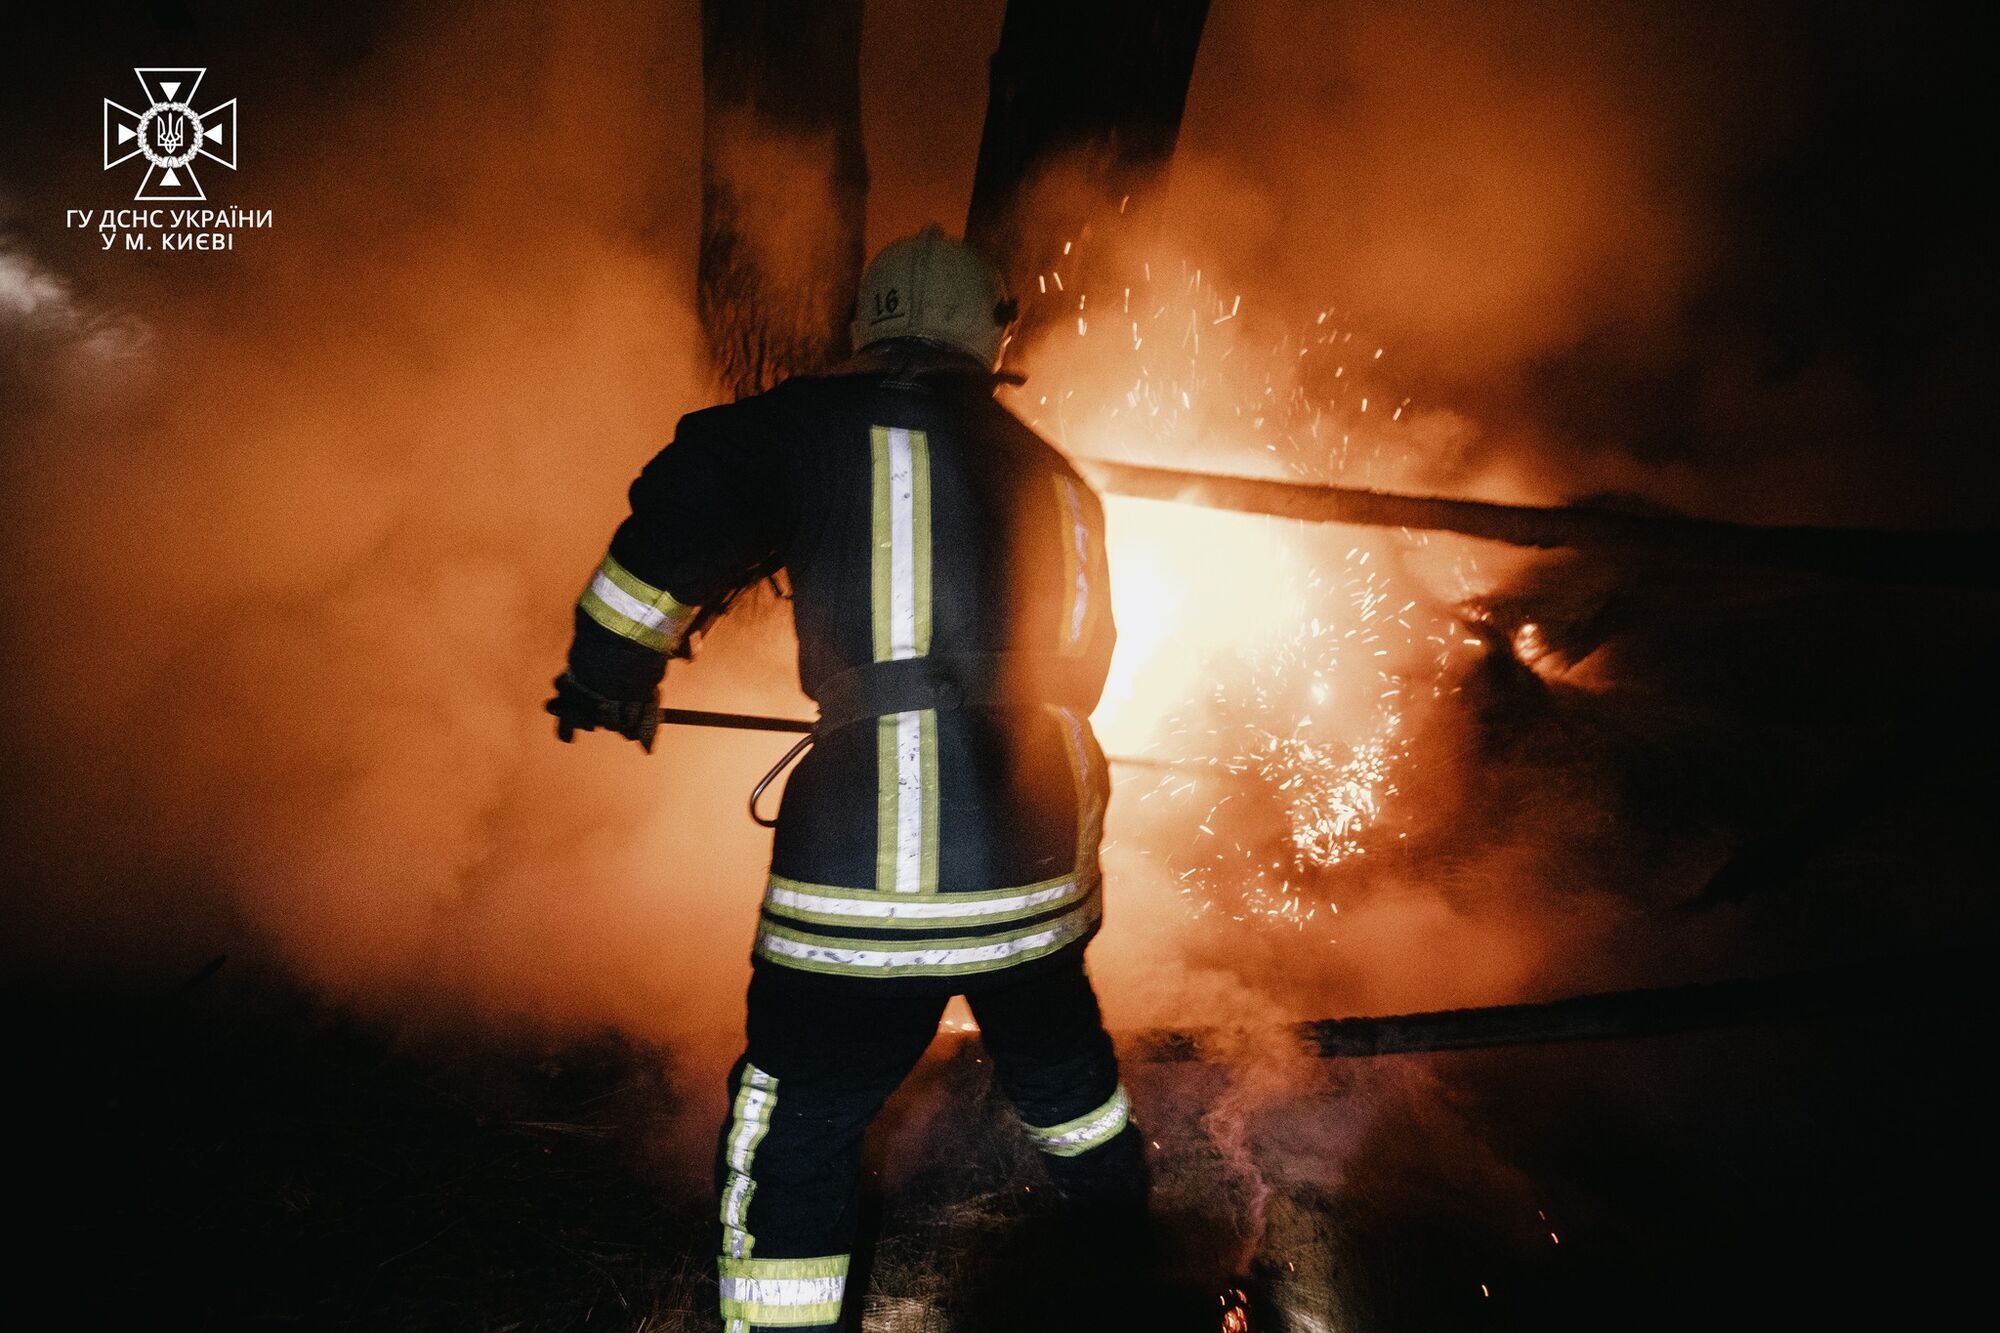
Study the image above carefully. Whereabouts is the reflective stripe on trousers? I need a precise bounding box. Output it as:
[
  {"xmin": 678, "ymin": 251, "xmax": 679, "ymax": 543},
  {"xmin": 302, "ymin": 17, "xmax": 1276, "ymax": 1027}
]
[
  {"xmin": 1022, "ymin": 1083, "xmax": 1131, "ymax": 1158},
  {"xmin": 718, "ymin": 1254, "xmax": 848, "ymax": 1331},
  {"xmin": 720, "ymin": 1062, "xmax": 778, "ymax": 1260},
  {"xmin": 716, "ymin": 961, "xmax": 1142, "ymax": 1328}
]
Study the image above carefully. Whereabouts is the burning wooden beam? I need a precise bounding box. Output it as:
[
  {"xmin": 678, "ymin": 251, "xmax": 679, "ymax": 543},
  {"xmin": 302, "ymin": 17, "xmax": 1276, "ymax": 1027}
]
[{"xmin": 1081, "ymin": 459, "xmax": 2000, "ymax": 589}]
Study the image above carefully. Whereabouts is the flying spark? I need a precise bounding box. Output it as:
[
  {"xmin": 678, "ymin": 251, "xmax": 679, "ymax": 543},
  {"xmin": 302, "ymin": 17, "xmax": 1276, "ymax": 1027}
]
[{"xmin": 1012, "ymin": 243, "xmax": 1469, "ymax": 932}]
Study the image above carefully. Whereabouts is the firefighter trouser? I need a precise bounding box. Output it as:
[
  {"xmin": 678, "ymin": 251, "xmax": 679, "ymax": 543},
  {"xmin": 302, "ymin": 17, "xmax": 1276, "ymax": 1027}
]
[{"xmin": 713, "ymin": 960, "xmax": 1146, "ymax": 1332}]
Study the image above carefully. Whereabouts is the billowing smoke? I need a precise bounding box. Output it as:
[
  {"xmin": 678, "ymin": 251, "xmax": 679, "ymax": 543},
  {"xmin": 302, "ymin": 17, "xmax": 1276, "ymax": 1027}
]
[
  {"xmin": 0, "ymin": 2, "xmax": 786, "ymax": 1068},
  {"xmin": 1, "ymin": 0, "xmax": 1984, "ymax": 1090},
  {"xmin": 988, "ymin": 0, "xmax": 1992, "ymax": 1035},
  {"xmin": 1165, "ymin": 0, "xmax": 1993, "ymax": 528}
]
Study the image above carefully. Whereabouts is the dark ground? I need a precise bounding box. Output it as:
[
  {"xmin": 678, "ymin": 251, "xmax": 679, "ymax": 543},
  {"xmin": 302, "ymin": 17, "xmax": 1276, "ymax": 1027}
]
[{"xmin": 4, "ymin": 952, "xmax": 1988, "ymax": 1332}]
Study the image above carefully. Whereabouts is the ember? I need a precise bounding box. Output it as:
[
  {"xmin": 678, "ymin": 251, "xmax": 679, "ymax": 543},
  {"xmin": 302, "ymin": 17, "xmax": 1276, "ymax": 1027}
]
[{"xmin": 1218, "ymin": 1285, "xmax": 1253, "ymax": 1333}]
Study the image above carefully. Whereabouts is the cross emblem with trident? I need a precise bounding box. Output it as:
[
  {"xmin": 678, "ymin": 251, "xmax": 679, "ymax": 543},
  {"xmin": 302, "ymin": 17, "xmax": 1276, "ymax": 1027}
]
[{"xmin": 104, "ymin": 67, "xmax": 238, "ymax": 202}]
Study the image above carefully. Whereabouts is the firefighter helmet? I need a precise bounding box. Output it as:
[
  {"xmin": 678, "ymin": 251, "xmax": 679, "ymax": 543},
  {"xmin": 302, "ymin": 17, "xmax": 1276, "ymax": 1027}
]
[{"xmin": 851, "ymin": 226, "xmax": 1016, "ymax": 369}]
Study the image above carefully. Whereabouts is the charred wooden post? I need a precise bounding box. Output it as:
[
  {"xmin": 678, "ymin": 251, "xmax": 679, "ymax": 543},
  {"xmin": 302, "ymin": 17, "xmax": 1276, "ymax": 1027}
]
[
  {"xmin": 699, "ymin": 0, "xmax": 868, "ymax": 399},
  {"xmin": 964, "ymin": 0, "xmax": 1210, "ymax": 331}
]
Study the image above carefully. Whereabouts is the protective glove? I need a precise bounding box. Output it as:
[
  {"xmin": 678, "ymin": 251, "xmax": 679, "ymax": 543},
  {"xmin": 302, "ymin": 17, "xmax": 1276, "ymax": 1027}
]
[{"xmin": 545, "ymin": 672, "xmax": 659, "ymax": 753}]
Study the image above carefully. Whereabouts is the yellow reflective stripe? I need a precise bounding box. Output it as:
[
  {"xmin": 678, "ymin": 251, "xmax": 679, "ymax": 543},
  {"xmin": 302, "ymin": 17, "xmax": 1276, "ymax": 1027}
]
[
  {"xmin": 764, "ymin": 872, "xmax": 1088, "ymax": 928},
  {"xmin": 910, "ymin": 431, "xmax": 933, "ymax": 656},
  {"xmin": 768, "ymin": 871, "xmax": 1077, "ymax": 905},
  {"xmin": 1024, "ymin": 1084, "xmax": 1131, "ymax": 1158},
  {"xmin": 760, "ymin": 895, "xmax": 1098, "ymax": 954},
  {"xmin": 752, "ymin": 893, "xmax": 1100, "ymax": 979},
  {"xmin": 1052, "ymin": 474, "xmax": 1095, "ymax": 655},
  {"xmin": 717, "ymin": 1254, "xmax": 848, "ymax": 1327},
  {"xmin": 869, "ymin": 426, "xmax": 931, "ymax": 663},
  {"xmin": 577, "ymin": 553, "xmax": 698, "ymax": 652},
  {"xmin": 870, "ymin": 426, "xmax": 936, "ymax": 895},
  {"xmin": 597, "ymin": 552, "xmax": 674, "ymax": 609},
  {"xmin": 919, "ymin": 709, "xmax": 939, "ymax": 892},
  {"xmin": 720, "ymin": 1064, "xmax": 777, "ymax": 1260},
  {"xmin": 1050, "ymin": 705, "xmax": 1106, "ymax": 884},
  {"xmin": 875, "ymin": 715, "xmax": 898, "ymax": 892},
  {"xmin": 875, "ymin": 707, "xmax": 937, "ymax": 894},
  {"xmin": 870, "ymin": 427, "xmax": 894, "ymax": 663},
  {"xmin": 719, "ymin": 1255, "xmax": 849, "ymax": 1280},
  {"xmin": 579, "ymin": 582, "xmax": 669, "ymax": 650}
]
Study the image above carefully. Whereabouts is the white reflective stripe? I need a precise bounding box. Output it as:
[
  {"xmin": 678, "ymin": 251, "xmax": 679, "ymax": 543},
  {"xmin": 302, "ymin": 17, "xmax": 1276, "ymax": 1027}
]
[
  {"xmin": 1027, "ymin": 1085, "xmax": 1130, "ymax": 1156},
  {"xmin": 726, "ymin": 1065, "xmax": 776, "ymax": 1172},
  {"xmin": 1057, "ymin": 476, "xmax": 1091, "ymax": 647},
  {"xmin": 721, "ymin": 1166, "xmax": 755, "ymax": 1259},
  {"xmin": 717, "ymin": 1274, "xmax": 847, "ymax": 1308},
  {"xmin": 886, "ymin": 427, "xmax": 919, "ymax": 659},
  {"xmin": 756, "ymin": 903, "xmax": 1096, "ymax": 973},
  {"xmin": 1053, "ymin": 705, "xmax": 1105, "ymax": 878},
  {"xmin": 723, "ymin": 1166, "xmax": 753, "ymax": 1226},
  {"xmin": 588, "ymin": 571, "xmax": 680, "ymax": 632},
  {"xmin": 1054, "ymin": 704, "xmax": 1084, "ymax": 769},
  {"xmin": 869, "ymin": 426, "xmax": 933, "ymax": 896},
  {"xmin": 892, "ymin": 710, "xmax": 923, "ymax": 893},
  {"xmin": 766, "ymin": 877, "xmax": 1082, "ymax": 921},
  {"xmin": 720, "ymin": 1063, "xmax": 776, "ymax": 1259},
  {"xmin": 722, "ymin": 1170, "xmax": 753, "ymax": 1222}
]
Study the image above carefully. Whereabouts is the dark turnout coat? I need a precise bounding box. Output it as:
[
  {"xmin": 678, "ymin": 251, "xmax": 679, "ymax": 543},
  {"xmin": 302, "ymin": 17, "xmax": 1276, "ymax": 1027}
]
[{"xmin": 567, "ymin": 362, "xmax": 1116, "ymax": 992}]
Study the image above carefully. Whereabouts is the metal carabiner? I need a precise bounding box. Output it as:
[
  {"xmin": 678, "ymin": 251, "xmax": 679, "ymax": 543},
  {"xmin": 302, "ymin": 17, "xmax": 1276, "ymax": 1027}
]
[{"xmin": 749, "ymin": 733, "xmax": 815, "ymax": 828}]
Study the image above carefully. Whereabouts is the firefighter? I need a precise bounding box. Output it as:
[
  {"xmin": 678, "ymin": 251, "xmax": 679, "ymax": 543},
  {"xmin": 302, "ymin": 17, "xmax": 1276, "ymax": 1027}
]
[{"xmin": 548, "ymin": 227, "xmax": 1146, "ymax": 1331}]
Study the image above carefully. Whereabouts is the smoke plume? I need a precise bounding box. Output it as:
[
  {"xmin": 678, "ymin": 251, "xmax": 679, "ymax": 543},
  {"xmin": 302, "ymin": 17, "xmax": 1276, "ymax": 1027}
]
[{"xmin": 1, "ymin": 0, "xmax": 1987, "ymax": 1090}]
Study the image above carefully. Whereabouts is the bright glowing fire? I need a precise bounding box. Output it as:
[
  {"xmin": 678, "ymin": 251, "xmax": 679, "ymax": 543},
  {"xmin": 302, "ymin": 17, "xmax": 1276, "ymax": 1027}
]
[{"xmin": 1008, "ymin": 246, "xmax": 1468, "ymax": 931}]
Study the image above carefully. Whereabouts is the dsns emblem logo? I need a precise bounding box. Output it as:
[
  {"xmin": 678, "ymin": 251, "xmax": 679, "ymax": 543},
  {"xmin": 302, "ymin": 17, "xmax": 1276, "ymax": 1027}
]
[{"xmin": 103, "ymin": 67, "xmax": 237, "ymax": 201}]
